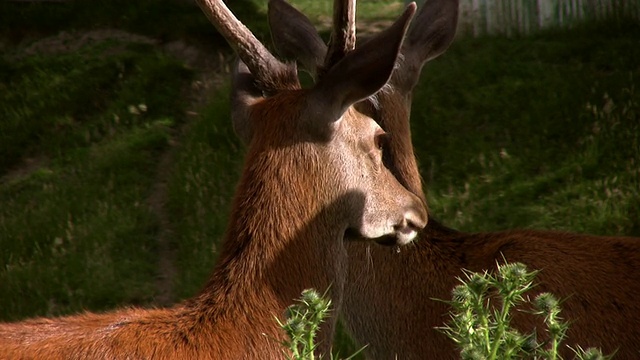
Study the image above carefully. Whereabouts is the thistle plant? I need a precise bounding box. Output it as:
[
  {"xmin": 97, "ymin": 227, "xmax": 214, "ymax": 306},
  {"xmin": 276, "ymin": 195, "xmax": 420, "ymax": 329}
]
[
  {"xmin": 277, "ymin": 288, "xmax": 364, "ymax": 360},
  {"xmin": 438, "ymin": 262, "xmax": 613, "ymax": 360},
  {"xmin": 277, "ymin": 288, "xmax": 332, "ymax": 360}
]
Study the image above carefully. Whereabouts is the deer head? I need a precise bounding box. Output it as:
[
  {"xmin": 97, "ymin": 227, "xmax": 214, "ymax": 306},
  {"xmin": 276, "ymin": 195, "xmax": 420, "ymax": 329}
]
[
  {"xmin": 267, "ymin": 0, "xmax": 459, "ymax": 203},
  {"xmin": 196, "ymin": 0, "xmax": 427, "ymax": 245}
]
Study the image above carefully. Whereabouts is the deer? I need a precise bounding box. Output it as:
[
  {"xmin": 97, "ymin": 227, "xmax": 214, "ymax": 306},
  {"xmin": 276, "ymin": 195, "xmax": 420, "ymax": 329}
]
[
  {"xmin": 261, "ymin": 0, "xmax": 640, "ymax": 358},
  {"xmin": 0, "ymin": 1, "xmax": 429, "ymax": 359}
]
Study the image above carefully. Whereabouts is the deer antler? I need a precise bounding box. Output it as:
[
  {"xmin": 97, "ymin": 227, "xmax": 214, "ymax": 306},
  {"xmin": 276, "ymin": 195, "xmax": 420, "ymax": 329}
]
[
  {"xmin": 195, "ymin": 0, "xmax": 295, "ymax": 88},
  {"xmin": 323, "ymin": 0, "xmax": 356, "ymax": 72}
]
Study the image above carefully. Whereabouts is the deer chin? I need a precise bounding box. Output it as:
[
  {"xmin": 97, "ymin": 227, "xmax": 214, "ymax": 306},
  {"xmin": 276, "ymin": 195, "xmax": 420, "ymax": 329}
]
[
  {"xmin": 374, "ymin": 227, "xmax": 418, "ymax": 246},
  {"xmin": 394, "ymin": 226, "xmax": 419, "ymax": 245}
]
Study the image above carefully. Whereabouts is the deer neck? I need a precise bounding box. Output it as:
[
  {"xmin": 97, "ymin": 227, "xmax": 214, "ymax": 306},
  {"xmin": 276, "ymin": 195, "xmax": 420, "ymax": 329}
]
[
  {"xmin": 376, "ymin": 91, "xmax": 426, "ymax": 205},
  {"xmin": 376, "ymin": 91, "xmax": 462, "ymax": 239},
  {"xmin": 190, "ymin": 143, "xmax": 348, "ymax": 350}
]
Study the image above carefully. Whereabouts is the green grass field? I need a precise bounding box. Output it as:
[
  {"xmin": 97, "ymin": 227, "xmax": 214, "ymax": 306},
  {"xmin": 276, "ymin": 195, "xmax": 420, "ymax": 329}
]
[{"xmin": 1, "ymin": 0, "xmax": 638, "ymax": 356}]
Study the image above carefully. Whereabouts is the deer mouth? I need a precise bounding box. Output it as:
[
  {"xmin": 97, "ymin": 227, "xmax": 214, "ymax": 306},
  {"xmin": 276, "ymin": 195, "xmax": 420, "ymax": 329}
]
[
  {"xmin": 344, "ymin": 228, "xmax": 397, "ymax": 246},
  {"xmin": 344, "ymin": 219, "xmax": 420, "ymax": 246},
  {"xmin": 372, "ymin": 225, "xmax": 418, "ymax": 246}
]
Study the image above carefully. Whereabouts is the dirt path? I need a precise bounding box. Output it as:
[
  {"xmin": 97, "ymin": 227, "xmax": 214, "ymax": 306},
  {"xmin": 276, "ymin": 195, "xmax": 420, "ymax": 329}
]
[
  {"xmin": 147, "ymin": 145, "xmax": 178, "ymax": 307},
  {"xmin": 149, "ymin": 39, "xmax": 232, "ymax": 306}
]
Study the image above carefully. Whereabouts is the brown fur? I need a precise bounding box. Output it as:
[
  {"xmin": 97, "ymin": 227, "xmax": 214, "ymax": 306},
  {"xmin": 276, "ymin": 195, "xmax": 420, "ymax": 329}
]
[{"xmin": 344, "ymin": 216, "xmax": 640, "ymax": 359}]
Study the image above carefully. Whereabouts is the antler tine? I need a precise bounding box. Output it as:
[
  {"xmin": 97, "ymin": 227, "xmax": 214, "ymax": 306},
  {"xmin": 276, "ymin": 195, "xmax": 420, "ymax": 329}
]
[
  {"xmin": 195, "ymin": 0, "xmax": 294, "ymax": 88},
  {"xmin": 323, "ymin": 0, "xmax": 356, "ymax": 72}
]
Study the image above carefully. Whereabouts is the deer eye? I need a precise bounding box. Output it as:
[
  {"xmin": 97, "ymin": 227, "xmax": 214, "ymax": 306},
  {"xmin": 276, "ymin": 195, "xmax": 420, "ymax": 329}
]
[{"xmin": 374, "ymin": 131, "xmax": 390, "ymax": 151}]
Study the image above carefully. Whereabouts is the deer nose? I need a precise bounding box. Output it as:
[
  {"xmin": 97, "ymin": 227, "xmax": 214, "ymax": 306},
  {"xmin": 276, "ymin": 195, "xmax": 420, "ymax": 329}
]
[{"xmin": 394, "ymin": 203, "xmax": 428, "ymax": 246}]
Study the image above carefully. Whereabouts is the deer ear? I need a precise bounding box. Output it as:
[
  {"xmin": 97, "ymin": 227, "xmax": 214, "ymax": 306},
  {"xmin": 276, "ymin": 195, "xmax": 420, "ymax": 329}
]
[
  {"xmin": 393, "ymin": 0, "xmax": 459, "ymax": 92},
  {"xmin": 406, "ymin": 0, "xmax": 459, "ymax": 63},
  {"xmin": 308, "ymin": 3, "xmax": 416, "ymax": 121},
  {"xmin": 230, "ymin": 60, "xmax": 262, "ymax": 144},
  {"xmin": 268, "ymin": 0, "xmax": 327, "ymax": 78}
]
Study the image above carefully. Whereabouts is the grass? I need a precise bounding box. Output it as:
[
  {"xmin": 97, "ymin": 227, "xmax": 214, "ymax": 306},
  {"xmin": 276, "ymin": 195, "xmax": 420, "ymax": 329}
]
[
  {"xmin": 256, "ymin": 0, "xmax": 404, "ymax": 27},
  {"xmin": 0, "ymin": 0, "xmax": 222, "ymax": 46},
  {"xmin": 0, "ymin": 0, "xmax": 403, "ymax": 54},
  {"xmin": 0, "ymin": 1, "xmax": 639, "ymax": 357},
  {"xmin": 415, "ymin": 20, "xmax": 640, "ymax": 236},
  {"xmin": 166, "ymin": 85, "xmax": 244, "ymax": 299},
  {"xmin": 0, "ymin": 40, "xmax": 193, "ymax": 319}
]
